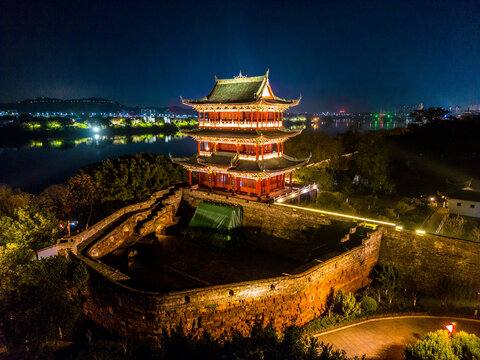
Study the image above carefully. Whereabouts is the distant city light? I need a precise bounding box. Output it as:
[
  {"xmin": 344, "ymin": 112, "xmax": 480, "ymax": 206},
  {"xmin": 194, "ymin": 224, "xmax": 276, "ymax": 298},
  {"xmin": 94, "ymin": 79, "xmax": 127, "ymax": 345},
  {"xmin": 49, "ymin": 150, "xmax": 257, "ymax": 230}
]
[
  {"xmin": 92, "ymin": 126, "xmax": 100, "ymax": 132},
  {"xmin": 94, "ymin": 134, "xmax": 100, "ymax": 140}
]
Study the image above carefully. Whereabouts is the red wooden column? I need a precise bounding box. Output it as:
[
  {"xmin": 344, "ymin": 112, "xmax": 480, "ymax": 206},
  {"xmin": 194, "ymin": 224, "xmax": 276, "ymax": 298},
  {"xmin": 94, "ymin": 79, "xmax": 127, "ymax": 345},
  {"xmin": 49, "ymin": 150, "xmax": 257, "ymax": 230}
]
[
  {"xmin": 256, "ymin": 110, "xmax": 259, "ymax": 128},
  {"xmin": 188, "ymin": 170, "xmax": 192, "ymax": 186},
  {"xmin": 256, "ymin": 179, "xmax": 261, "ymax": 198},
  {"xmin": 203, "ymin": 110, "xmax": 206, "ymax": 126},
  {"xmin": 261, "ymin": 145, "xmax": 264, "ymax": 160},
  {"xmin": 289, "ymin": 172, "xmax": 293, "ymax": 188},
  {"xmin": 255, "ymin": 145, "xmax": 259, "ymax": 160},
  {"xmin": 198, "ymin": 111, "xmax": 201, "ymax": 127},
  {"xmin": 277, "ymin": 143, "xmax": 280, "ymax": 157},
  {"xmin": 281, "ymin": 111, "xmax": 283, "ymax": 125},
  {"xmin": 208, "ymin": 173, "xmax": 212, "ymax": 191},
  {"xmin": 198, "ymin": 142, "xmax": 201, "ymax": 154}
]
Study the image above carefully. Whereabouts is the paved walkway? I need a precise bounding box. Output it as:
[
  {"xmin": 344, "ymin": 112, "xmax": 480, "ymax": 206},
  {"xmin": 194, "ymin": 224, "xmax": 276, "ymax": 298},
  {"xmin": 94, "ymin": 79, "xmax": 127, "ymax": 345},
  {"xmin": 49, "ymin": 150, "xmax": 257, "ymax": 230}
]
[{"xmin": 314, "ymin": 316, "xmax": 480, "ymax": 359}]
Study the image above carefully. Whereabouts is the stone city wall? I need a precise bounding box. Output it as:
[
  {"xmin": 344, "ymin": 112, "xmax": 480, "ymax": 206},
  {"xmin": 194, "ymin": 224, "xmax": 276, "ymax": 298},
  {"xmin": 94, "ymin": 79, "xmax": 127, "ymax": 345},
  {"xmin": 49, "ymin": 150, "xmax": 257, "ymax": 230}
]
[
  {"xmin": 58, "ymin": 188, "xmax": 174, "ymax": 255},
  {"xmin": 82, "ymin": 229, "xmax": 382, "ymax": 343},
  {"xmin": 182, "ymin": 189, "xmax": 331, "ymax": 241},
  {"xmin": 87, "ymin": 189, "xmax": 182, "ymax": 258},
  {"xmin": 379, "ymin": 227, "xmax": 480, "ymax": 293}
]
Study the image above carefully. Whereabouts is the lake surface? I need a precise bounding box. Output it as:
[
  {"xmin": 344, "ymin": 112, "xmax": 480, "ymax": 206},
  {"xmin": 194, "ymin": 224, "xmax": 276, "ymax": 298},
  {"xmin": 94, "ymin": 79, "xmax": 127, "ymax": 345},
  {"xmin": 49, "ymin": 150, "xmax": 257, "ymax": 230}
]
[
  {"xmin": 0, "ymin": 118, "xmax": 407, "ymax": 193},
  {"xmin": 0, "ymin": 135, "xmax": 197, "ymax": 193}
]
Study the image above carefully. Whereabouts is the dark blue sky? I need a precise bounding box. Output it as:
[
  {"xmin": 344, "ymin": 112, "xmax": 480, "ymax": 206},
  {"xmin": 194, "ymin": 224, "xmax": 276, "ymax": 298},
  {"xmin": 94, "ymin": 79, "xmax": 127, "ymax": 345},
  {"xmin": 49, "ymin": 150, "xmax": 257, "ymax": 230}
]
[{"xmin": 1, "ymin": 0, "xmax": 479, "ymax": 112}]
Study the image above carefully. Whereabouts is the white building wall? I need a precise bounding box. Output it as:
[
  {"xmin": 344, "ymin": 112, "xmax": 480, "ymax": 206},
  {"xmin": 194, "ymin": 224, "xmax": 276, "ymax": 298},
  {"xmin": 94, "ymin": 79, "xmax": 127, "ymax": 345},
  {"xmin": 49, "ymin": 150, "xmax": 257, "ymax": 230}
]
[{"xmin": 448, "ymin": 198, "xmax": 480, "ymax": 218}]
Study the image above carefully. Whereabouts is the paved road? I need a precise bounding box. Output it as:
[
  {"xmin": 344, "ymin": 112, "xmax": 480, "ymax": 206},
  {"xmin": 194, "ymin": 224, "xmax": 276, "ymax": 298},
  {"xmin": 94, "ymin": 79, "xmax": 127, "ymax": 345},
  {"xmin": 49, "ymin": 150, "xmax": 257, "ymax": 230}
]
[{"xmin": 315, "ymin": 316, "xmax": 480, "ymax": 360}]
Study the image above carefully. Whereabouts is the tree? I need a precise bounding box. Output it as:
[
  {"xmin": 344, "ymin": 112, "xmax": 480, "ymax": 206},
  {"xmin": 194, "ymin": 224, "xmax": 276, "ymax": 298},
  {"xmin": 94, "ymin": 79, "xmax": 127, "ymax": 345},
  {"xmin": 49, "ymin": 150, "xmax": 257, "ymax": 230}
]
[
  {"xmin": 83, "ymin": 153, "xmax": 184, "ymax": 203},
  {"xmin": 0, "ymin": 255, "xmax": 89, "ymax": 356},
  {"xmin": 0, "ymin": 205, "xmax": 60, "ymax": 250},
  {"xmin": 63, "ymin": 172, "xmax": 104, "ymax": 229},
  {"xmin": 353, "ymin": 133, "xmax": 395, "ymax": 194},
  {"xmin": 295, "ymin": 166, "xmax": 336, "ymax": 191},
  {"xmin": 409, "ymin": 107, "xmax": 451, "ymax": 125},
  {"xmin": 333, "ymin": 289, "xmax": 360, "ymax": 317},
  {"xmin": 371, "ymin": 263, "xmax": 401, "ymax": 305},
  {"xmin": 0, "ymin": 185, "xmax": 33, "ymax": 216}
]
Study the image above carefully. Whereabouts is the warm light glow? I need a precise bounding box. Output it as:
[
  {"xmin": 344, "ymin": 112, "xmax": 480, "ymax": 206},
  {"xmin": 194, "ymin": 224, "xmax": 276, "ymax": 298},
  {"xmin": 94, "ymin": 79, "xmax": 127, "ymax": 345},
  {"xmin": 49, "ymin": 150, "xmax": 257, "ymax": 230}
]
[
  {"xmin": 395, "ymin": 225, "xmax": 403, "ymax": 231},
  {"xmin": 274, "ymin": 203, "xmax": 396, "ymax": 227},
  {"xmin": 416, "ymin": 229, "xmax": 426, "ymax": 236}
]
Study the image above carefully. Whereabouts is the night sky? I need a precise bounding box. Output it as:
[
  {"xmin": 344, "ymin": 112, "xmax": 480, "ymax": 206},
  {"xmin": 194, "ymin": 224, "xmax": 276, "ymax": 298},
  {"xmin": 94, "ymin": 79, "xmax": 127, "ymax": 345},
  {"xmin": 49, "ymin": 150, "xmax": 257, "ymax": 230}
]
[{"xmin": 1, "ymin": 0, "xmax": 479, "ymax": 112}]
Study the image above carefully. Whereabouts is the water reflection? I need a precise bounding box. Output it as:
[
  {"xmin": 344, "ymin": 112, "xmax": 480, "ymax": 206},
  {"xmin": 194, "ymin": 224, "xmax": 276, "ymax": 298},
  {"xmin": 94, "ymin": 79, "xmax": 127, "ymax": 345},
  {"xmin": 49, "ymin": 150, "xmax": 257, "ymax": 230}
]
[
  {"xmin": 0, "ymin": 133, "xmax": 195, "ymax": 193},
  {"xmin": 297, "ymin": 117, "xmax": 408, "ymax": 136},
  {"xmin": 17, "ymin": 133, "xmax": 186, "ymax": 150}
]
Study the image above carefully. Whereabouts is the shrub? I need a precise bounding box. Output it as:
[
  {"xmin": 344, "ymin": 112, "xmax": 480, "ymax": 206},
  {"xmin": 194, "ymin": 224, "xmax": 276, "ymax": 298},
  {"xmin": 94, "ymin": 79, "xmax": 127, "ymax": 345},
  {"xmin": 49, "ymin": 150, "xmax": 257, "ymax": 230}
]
[
  {"xmin": 452, "ymin": 331, "xmax": 480, "ymax": 359},
  {"xmin": 405, "ymin": 330, "xmax": 458, "ymax": 360},
  {"xmin": 405, "ymin": 330, "xmax": 480, "ymax": 360},
  {"xmin": 334, "ymin": 290, "xmax": 360, "ymax": 317},
  {"xmin": 360, "ymin": 296, "xmax": 377, "ymax": 313}
]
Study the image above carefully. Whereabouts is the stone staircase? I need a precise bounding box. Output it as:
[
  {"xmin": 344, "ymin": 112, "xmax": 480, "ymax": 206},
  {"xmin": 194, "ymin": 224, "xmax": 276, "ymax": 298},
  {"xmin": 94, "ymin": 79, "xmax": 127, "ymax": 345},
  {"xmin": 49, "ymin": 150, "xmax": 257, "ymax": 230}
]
[{"xmin": 133, "ymin": 187, "xmax": 181, "ymax": 236}]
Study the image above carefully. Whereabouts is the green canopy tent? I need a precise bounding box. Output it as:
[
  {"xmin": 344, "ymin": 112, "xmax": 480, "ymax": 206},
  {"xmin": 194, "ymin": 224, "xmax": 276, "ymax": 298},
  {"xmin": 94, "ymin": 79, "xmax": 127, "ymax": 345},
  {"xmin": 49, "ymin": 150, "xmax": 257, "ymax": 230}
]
[{"xmin": 187, "ymin": 202, "xmax": 243, "ymax": 244}]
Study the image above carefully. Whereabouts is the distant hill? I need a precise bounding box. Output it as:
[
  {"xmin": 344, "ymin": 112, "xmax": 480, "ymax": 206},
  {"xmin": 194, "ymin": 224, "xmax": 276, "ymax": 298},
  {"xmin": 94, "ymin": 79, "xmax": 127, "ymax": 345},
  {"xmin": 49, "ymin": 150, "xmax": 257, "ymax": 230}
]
[{"xmin": 0, "ymin": 97, "xmax": 196, "ymax": 116}]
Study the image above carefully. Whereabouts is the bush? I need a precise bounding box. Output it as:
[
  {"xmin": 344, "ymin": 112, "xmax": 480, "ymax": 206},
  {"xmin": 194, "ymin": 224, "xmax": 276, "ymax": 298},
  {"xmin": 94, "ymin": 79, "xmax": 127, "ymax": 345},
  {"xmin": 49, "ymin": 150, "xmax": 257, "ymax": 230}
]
[
  {"xmin": 405, "ymin": 330, "xmax": 480, "ymax": 360},
  {"xmin": 452, "ymin": 331, "xmax": 480, "ymax": 359},
  {"xmin": 334, "ymin": 290, "xmax": 360, "ymax": 317},
  {"xmin": 361, "ymin": 296, "xmax": 377, "ymax": 313}
]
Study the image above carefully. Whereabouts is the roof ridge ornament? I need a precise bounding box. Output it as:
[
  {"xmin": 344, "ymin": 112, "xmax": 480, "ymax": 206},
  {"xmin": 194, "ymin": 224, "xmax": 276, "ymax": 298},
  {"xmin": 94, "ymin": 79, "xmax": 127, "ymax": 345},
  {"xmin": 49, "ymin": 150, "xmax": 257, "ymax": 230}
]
[{"xmin": 234, "ymin": 70, "xmax": 246, "ymax": 79}]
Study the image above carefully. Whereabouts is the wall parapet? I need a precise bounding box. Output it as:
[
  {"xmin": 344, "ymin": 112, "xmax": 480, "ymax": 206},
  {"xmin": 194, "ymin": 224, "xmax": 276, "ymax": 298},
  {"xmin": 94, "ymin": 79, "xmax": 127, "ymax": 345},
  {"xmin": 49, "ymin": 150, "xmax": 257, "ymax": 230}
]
[
  {"xmin": 57, "ymin": 188, "xmax": 175, "ymax": 255},
  {"xmin": 81, "ymin": 224, "xmax": 382, "ymax": 341}
]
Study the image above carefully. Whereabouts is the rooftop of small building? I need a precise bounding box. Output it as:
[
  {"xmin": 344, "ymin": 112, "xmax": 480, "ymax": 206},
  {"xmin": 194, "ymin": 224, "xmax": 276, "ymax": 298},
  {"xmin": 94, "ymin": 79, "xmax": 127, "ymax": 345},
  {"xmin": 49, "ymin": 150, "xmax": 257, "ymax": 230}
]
[{"xmin": 447, "ymin": 187, "xmax": 480, "ymax": 202}]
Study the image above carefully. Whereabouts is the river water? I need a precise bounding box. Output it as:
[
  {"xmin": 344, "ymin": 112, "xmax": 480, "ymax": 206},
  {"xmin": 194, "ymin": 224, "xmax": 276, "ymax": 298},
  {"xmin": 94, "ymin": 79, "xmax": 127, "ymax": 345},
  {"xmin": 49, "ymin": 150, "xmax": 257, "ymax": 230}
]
[{"xmin": 0, "ymin": 118, "xmax": 407, "ymax": 193}]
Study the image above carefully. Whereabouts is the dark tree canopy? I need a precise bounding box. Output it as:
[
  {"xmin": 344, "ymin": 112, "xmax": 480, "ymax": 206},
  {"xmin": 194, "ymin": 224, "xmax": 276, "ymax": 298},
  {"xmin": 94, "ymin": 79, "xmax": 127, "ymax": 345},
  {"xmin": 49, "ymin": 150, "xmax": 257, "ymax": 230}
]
[{"xmin": 82, "ymin": 153, "xmax": 184, "ymax": 203}]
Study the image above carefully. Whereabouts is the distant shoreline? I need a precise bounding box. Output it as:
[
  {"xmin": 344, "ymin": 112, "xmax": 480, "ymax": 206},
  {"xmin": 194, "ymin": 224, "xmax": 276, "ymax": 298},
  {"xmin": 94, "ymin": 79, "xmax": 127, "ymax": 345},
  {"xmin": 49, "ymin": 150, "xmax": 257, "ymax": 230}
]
[{"xmin": 0, "ymin": 124, "xmax": 185, "ymax": 148}]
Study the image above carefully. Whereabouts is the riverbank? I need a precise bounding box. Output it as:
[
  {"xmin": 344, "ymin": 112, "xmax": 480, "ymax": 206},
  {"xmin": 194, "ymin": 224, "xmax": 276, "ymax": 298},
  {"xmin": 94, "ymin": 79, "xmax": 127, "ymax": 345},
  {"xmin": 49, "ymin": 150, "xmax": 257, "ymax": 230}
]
[{"xmin": 0, "ymin": 124, "xmax": 184, "ymax": 148}]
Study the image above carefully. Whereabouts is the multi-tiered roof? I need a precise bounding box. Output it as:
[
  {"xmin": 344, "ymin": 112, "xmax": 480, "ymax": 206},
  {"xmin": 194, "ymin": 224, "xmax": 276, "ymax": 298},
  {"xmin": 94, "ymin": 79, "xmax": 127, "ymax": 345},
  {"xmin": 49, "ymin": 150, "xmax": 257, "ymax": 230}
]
[{"xmin": 172, "ymin": 71, "xmax": 309, "ymax": 197}]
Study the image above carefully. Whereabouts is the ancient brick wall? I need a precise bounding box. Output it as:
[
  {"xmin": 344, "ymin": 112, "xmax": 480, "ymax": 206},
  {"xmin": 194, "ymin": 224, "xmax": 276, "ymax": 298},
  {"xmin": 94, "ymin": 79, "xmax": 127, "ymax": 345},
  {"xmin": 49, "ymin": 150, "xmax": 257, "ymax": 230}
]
[
  {"xmin": 81, "ymin": 229, "xmax": 382, "ymax": 343},
  {"xmin": 87, "ymin": 190, "xmax": 182, "ymax": 258},
  {"xmin": 58, "ymin": 188, "xmax": 174, "ymax": 255},
  {"xmin": 182, "ymin": 189, "xmax": 331, "ymax": 241},
  {"xmin": 379, "ymin": 228, "xmax": 480, "ymax": 293}
]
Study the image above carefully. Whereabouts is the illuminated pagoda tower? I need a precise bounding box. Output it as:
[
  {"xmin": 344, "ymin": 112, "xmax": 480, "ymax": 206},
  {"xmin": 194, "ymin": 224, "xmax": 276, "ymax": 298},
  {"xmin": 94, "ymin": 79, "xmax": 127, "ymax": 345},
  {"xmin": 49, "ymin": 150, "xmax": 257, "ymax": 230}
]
[{"xmin": 171, "ymin": 70, "xmax": 309, "ymax": 199}]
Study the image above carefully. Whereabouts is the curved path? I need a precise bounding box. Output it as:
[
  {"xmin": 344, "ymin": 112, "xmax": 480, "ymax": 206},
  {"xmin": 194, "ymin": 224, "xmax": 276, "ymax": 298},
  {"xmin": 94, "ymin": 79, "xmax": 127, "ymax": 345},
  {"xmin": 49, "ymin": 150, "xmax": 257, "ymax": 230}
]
[{"xmin": 314, "ymin": 316, "xmax": 480, "ymax": 360}]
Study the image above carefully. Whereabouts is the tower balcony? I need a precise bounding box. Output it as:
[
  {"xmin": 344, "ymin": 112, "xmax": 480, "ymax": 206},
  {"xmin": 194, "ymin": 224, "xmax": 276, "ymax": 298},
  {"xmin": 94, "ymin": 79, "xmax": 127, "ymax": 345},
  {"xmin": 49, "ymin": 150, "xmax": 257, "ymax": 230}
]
[
  {"xmin": 199, "ymin": 150, "xmax": 281, "ymax": 160},
  {"xmin": 201, "ymin": 121, "xmax": 281, "ymax": 129}
]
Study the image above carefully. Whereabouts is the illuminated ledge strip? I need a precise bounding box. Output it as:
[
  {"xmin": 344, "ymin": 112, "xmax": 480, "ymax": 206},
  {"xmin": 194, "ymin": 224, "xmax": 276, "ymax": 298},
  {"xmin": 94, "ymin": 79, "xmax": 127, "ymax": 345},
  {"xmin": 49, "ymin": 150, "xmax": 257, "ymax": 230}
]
[{"xmin": 274, "ymin": 202, "xmax": 397, "ymax": 227}]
